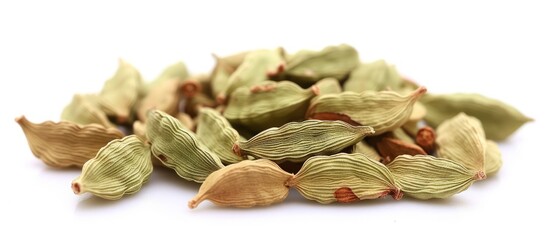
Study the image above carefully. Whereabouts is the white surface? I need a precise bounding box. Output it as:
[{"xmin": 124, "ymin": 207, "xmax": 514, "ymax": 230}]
[{"xmin": 1, "ymin": 0, "xmax": 547, "ymax": 239}]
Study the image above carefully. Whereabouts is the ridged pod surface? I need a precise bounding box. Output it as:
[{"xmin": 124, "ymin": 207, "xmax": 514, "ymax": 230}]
[{"xmin": 196, "ymin": 108, "xmax": 242, "ymax": 164}]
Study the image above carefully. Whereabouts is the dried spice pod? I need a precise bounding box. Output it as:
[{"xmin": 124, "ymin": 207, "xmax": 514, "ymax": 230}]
[
  {"xmin": 61, "ymin": 94, "xmax": 115, "ymax": 128},
  {"xmin": 387, "ymin": 155, "xmax": 477, "ymax": 199},
  {"xmin": 144, "ymin": 62, "xmax": 189, "ymax": 92},
  {"xmin": 176, "ymin": 112, "xmax": 195, "ymax": 130},
  {"xmin": 290, "ymin": 153, "xmax": 402, "ymax": 204},
  {"xmin": 16, "ymin": 116, "xmax": 124, "ymax": 168},
  {"xmin": 137, "ymin": 78, "xmax": 181, "ymax": 122},
  {"xmin": 485, "ymin": 140, "xmax": 503, "ymax": 176},
  {"xmin": 183, "ymin": 92, "xmax": 217, "ymax": 118},
  {"xmin": 213, "ymin": 50, "xmax": 250, "ymax": 70},
  {"xmin": 196, "ymin": 108, "xmax": 243, "ymax": 164},
  {"xmin": 343, "ymin": 60, "xmax": 403, "ymax": 92},
  {"xmin": 436, "ymin": 113, "xmax": 486, "ymax": 180},
  {"xmin": 211, "ymin": 57, "xmax": 234, "ymax": 102},
  {"xmin": 219, "ymin": 48, "xmax": 285, "ymax": 102},
  {"xmin": 315, "ymin": 77, "xmax": 342, "ymax": 95},
  {"xmin": 308, "ymin": 86, "xmax": 427, "ymax": 135},
  {"xmin": 71, "ymin": 135, "xmax": 153, "ymax": 200},
  {"xmin": 352, "ymin": 141, "xmax": 381, "ymax": 162},
  {"xmin": 421, "ymin": 93, "xmax": 532, "ymax": 141},
  {"xmin": 132, "ymin": 121, "xmax": 147, "ymax": 141},
  {"xmin": 97, "ymin": 59, "xmax": 144, "ymax": 124},
  {"xmin": 415, "ymin": 126, "xmax": 436, "ymax": 154},
  {"xmin": 281, "ymin": 44, "xmax": 359, "ymax": 86},
  {"xmin": 146, "ymin": 110, "xmax": 224, "ymax": 182},
  {"xmin": 188, "ymin": 160, "xmax": 293, "ymax": 209},
  {"xmin": 234, "ymin": 120, "xmax": 375, "ymax": 162},
  {"xmin": 224, "ymin": 81, "xmax": 318, "ymax": 133}
]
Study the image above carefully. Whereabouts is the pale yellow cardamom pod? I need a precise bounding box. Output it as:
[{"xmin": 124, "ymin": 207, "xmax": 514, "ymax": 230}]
[
  {"xmin": 97, "ymin": 59, "xmax": 144, "ymax": 124},
  {"xmin": 387, "ymin": 154, "xmax": 477, "ymax": 199},
  {"xmin": 146, "ymin": 110, "xmax": 224, "ymax": 182},
  {"xmin": 224, "ymin": 80, "xmax": 318, "ymax": 133},
  {"xmin": 196, "ymin": 108, "xmax": 243, "ymax": 165},
  {"xmin": 308, "ymin": 87, "xmax": 426, "ymax": 135},
  {"xmin": 352, "ymin": 141, "xmax": 381, "ymax": 162},
  {"xmin": 137, "ymin": 78, "xmax": 181, "ymax": 122},
  {"xmin": 436, "ymin": 113, "xmax": 487, "ymax": 180},
  {"xmin": 188, "ymin": 160, "xmax": 293, "ymax": 209},
  {"xmin": 71, "ymin": 135, "xmax": 153, "ymax": 200},
  {"xmin": 485, "ymin": 140, "xmax": 503, "ymax": 176},
  {"xmin": 61, "ymin": 94, "xmax": 115, "ymax": 128},
  {"xmin": 343, "ymin": 60, "xmax": 403, "ymax": 92},
  {"xmin": 234, "ymin": 120, "xmax": 375, "ymax": 162},
  {"xmin": 16, "ymin": 116, "xmax": 124, "ymax": 168},
  {"xmin": 291, "ymin": 153, "xmax": 402, "ymax": 204},
  {"xmin": 315, "ymin": 77, "xmax": 342, "ymax": 95}
]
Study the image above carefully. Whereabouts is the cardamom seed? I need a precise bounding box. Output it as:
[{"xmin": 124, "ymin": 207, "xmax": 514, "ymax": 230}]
[
  {"xmin": 387, "ymin": 154, "xmax": 477, "ymax": 199},
  {"xmin": 188, "ymin": 160, "xmax": 293, "ymax": 209},
  {"xmin": 234, "ymin": 120, "xmax": 374, "ymax": 162},
  {"xmin": 16, "ymin": 116, "xmax": 124, "ymax": 168},
  {"xmin": 281, "ymin": 44, "xmax": 359, "ymax": 86},
  {"xmin": 436, "ymin": 113, "xmax": 487, "ymax": 180},
  {"xmin": 343, "ymin": 60, "xmax": 403, "ymax": 92},
  {"xmin": 146, "ymin": 110, "xmax": 224, "ymax": 182},
  {"xmin": 71, "ymin": 135, "xmax": 153, "ymax": 200},
  {"xmin": 421, "ymin": 93, "xmax": 532, "ymax": 141},
  {"xmin": 196, "ymin": 108, "xmax": 243, "ymax": 164},
  {"xmin": 290, "ymin": 153, "xmax": 402, "ymax": 204},
  {"xmin": 224, "ymin": 81, "xmax": 318, "ymax": 133},
  {"xmin": 308, "ymin": 86, "xmax": 427, "ymax": 135},
  {"xmin": 485, "ymin": 140, "xmax": 502, "ymax": 176}
]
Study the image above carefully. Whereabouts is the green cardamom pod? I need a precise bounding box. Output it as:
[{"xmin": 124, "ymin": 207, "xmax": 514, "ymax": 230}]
[
  {"xmin": 485, "ymin": 140, "xmax": 503, "ymax": 176},
  {"xmin": 224, "ymin": 80, "xmax": 318, "ymax": 133},
  {"xmin": 16, "ymin": 116, "xmax": 124, "ymax": 168},
  {"xmin": 315, "ymin": 77, "xmax": 342, "ymax": 95},
  {"xmin": 188, "ymin": 160, "xmax": 293, "ymax": 209},
  {"xmin": 97, "ymin": 59, "xmax": 144, "ymax": 124},
  {"xmin": 436, "ymin": 113, "xmax": 487, "ymax": 180},
  {"xmin": 212, "ymin": 50, "xmax": 250, "ymax": 70},
  {"xmin": 308, "ymin": 87, "xmax": 426, "ymax": 135},
  {"xmin": 196, "ymin": 108, "xmax": 243, "ymax": 165},
  {"xmin": 421, "ymin": 93, "xmax": 532, "ymax": 141},
  {"xmin": 218, "ymin": 48, "xmax": 285, "ymax": 103},
  {"xmin": 71, "ymin": 135, "xmax": 153, "ymax": 200},
  {"xmin": 146, "ymin": 110, "xmax": 224, "ymax": 182},
  {"xmin": 352, "ymin": 141, "xmax": 381, "ymax": 162},
  {"xmin": 282, "ymin": 44, "xmax": 359, "ymax": 86},
  {"xmin": 61, "ymin": 94, "xmax": 115, "ymax": 128},
  {"xmin": 234, "ymin": 120, "xmax": 374, "ymax": 162},
  {"xmin": 145, "ymin": 62, "xmax": 189, "ymax": 92},
  {"xmin": 387, "ymin": 154, "xmax": 477, "ymax": 199},
  {"xmin": 343, "ymin": 60, "xmax": 403, "ymax": 92},
  {"xmin": 211, "ymin": 58, "xmax": 234, "ymax": 102},
  {"xmin": 137, "ymin": 78, "xmax": 181, "ymax": 122},
  {"xmin": 290, "ymin": 153, "xmax": 402, "ymax": 204}
]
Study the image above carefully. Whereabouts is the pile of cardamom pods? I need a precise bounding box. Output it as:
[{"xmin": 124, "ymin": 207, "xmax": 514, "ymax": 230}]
[{"xmin": 16, "ymin": 44, "xmax": 532, "ymax": 208}]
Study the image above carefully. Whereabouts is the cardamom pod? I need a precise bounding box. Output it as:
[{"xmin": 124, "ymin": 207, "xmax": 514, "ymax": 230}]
[
  {"xmin": 421, "ymin": 93, "xmax": 532, "ymax": 141},
  {"xmin": 211, "ymin": 57, "xmax": 234, "ymax": 103},
  {"xmin": 352, "ymin": 141, "xmax": 381, "ymax": 162},
  {"xmin": 485, "ymin": 140, "xmax": 502, "ymax": 176},
  {"xmin": 97, "ymin": 59, "xmax": 144, "ymax": 124},
  {"xmin": 144, "ymin": 62, "xmax": 189, "ymax": 92},
  {"xmin": 71, "ymin": 135, "xmax": 153, "ymax": 200},
  {"xmin": 290, "ymin": 153, "xmax": 402, "ymax": 204},
  {"xmin": 308, "ymin": 87, "xmax": 427, "ymax": 135},
  {"xmin": 224, "ymin": 81, "xmax": 318, "ymax": 133},
  {"xmin": 146, "ymin": 110, "xmax": 224, "ymax": 182},
  {"xmin": 212, "ymin": 50, "xmax": 250, "ymax": 70},
  {"xmin": 188, "ymin": 160, "xmax": 293, "ymax": 209},
  {"xmin": 218, "ymin": 48, "xmax": 285, "ymax": 102},
  {"xmin": 315, "ymin": 77, "xmax": 342, "ymax": 95},
  {"xmin": 196, "ymin": 108, "xmax": 243, "ymax": 164},
  {"xmin": 387, "ymin": 154, "xmax": 477, "ymax": 199},
  {"xmin": 342, "ymin": 60, "xmax": 403, "ymax": 92},
  {"xmin": 415, "ymin": 126, "xmax": 436, "ymax": 154},
  {"xmin": 369, "ymin": 133, "xmax": 427, "ymax": 164},
  {"xmin": 137, "ymin": 78, "xmax": 181, "ymax": 122},
  {"xmin": 436, "ymin": 113, "xmax": 487, "ymax": 180},
  {"xmin": 234, "ymin": 120, "xmax": 375, "ymax": 162},
  {"xmin": 16, "ymin": 116, "xmax": 124, "ymax": 168},
  {"xmin": 281, "ymin": 44, "xmax": 359, "ymax": 86},
  {"xmin": 61, "ymin": 94, "xmax": 115, "ymax": 128}
]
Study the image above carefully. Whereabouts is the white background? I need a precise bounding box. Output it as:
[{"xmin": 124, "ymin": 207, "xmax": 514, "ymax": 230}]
[{"xmin": 1, "ymin": 0, "xmax": 547, "ymax": 239}]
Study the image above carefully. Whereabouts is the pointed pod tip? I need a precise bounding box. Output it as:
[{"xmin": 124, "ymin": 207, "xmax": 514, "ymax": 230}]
[
  {"xmin": 188, "ymin": 199, "xmax": 198, "ymax": 209},
  {"xmin": 14, "ymin": 115, "xmax": 26, "ymax": 124},
  {"xmin": 71, "ymin": 181, "xmax": 82, "ymax": 195},
  {"xmin": 474, "ymin": 171, "xmax": 487, "ymax": 181},
  {"xmin": 414, "ymin": 86, "xmax": 427, "ymax": 97}
]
